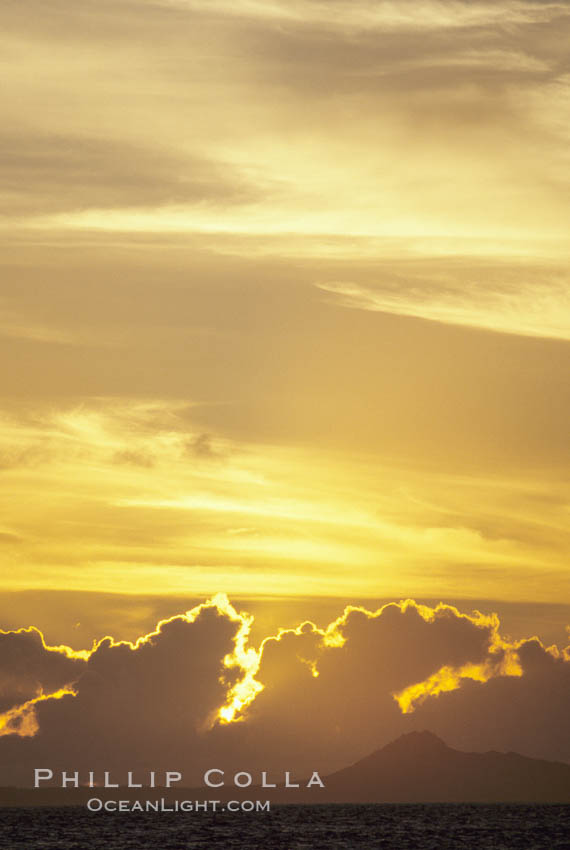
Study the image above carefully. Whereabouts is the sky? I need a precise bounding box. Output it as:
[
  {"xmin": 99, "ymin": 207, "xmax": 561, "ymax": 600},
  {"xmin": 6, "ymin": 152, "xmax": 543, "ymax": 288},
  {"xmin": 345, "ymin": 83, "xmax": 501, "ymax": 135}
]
[{"xmin": 0, "ymin": 0, "xmax": 569, "ymax": 779}]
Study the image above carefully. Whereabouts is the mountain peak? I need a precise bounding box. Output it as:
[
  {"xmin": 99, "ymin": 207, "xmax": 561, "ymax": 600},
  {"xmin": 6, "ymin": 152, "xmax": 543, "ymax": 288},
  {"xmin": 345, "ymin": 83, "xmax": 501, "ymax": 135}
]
[
  {"xmin": 383, "ymin": 729, "xmax": 448, "ymax": 753},
  {"xmin": 321, "ymin": 731, "xmax": 570, "ymax": 803}
]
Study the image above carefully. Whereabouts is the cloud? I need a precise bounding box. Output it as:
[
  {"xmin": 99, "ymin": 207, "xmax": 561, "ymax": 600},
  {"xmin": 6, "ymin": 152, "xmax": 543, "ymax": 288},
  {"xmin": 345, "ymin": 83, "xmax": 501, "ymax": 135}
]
[
  {"xmin": 235, "ymin": 601, "xmax": 569, "ymax": 773},
  {"xmin": 411, "ymin": 636, "xmax": 570, "ymax": 763},
  {"xmin": 0, "ymin": 596, "xmax": 255, "ymax": 785},
  {"xmin": 112, "ymin": 449, "xmax": 156, "ymax": 468},
  {"xmin": 0, "ymin": 628, "xmax": 85, "ymax": 715},
  {"xmin": 2, "ymin": 0, "xmax": 567, "ymax": 245},
  {"xmin": 141, "ymin": 0, "xmax": 568, "ymax": 33},
  {"xmin": 317, "ymin": 266, "xmax": 570, "ymax": 340},
  {"xmin": 233, "ymin": 602, "xmax": 512, "ymax": 768},
  {"xmin": 0, "ymin": 133, "xmax": 260, "ymax": 218},
  {"xmin": 1, "ymin": 597, "xmax": 567, "ymax": 785},
  {"xmin": 0, "ymin": 332, "xmax": 566, "ymax": 600},
  {"xmin": 185, "ymin": 433, "xmax": 226, "ymax": 460},
  {"xmin": 0, "ymin": 446, "xmax": 52, "ymax": 471},
  {"xmin": 216, "ymin": 6, "xmax": 561, "ymax": 101}
]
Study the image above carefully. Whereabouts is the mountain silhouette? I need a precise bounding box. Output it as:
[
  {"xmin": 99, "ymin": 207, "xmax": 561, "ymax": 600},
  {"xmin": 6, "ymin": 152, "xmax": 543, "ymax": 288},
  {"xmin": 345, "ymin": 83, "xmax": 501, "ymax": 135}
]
[
  {"xmin": 316, "ymin": 731, "xmax": 570, "ymax": 803},
  {"xmin": 1, "ymin": 732, "xmax": 569, "ymax": 805}
]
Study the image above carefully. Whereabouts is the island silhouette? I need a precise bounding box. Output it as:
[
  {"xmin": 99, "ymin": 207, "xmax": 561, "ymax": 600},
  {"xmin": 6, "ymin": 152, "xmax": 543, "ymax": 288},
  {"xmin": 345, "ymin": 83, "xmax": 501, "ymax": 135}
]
[{"xmin": 2, "ymin": 732, "xmax": 569, "ymax": 806}]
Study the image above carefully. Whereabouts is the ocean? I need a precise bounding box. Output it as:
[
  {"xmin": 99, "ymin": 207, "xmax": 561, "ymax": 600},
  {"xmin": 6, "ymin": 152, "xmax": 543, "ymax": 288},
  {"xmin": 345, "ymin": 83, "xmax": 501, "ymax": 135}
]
[{"xmin": 2, "ymin": 804, "xmax": 569, "ymax": 849}]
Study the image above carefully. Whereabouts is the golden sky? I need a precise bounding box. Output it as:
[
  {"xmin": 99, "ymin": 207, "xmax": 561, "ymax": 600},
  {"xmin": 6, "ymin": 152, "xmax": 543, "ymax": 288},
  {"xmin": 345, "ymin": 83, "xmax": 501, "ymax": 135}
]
[{"xmin": 0, "ymin": 0, "xmax": 569, "ymax": 636}]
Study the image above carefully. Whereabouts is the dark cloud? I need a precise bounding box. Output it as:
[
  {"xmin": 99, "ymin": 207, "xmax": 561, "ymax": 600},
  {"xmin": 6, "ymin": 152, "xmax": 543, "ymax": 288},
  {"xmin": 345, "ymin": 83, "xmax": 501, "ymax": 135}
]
[
  {"xmin": 0, "ymin": 603, "xmax": 244, "ymax": 786},
  {"xmin": 235, "ymin": 603, "xmax": 570, "ymax": 774},
  {"xmin": 0, "ymin": 133, "xmax": 260, "ymax": 217},
  {"xmin": 0, "ymin": 628, "xmax": 85, "ymax": 714},
  {"xmin": 3, "ymin": 598, "xmax": 567, "ymax": 787},
  {"xmin": 236, "ymin": 603, "xmax": 502, "ymax": 771},
  {"xmin": 412, "ymin": 636, "xmax": 570, "ymax": 763}
]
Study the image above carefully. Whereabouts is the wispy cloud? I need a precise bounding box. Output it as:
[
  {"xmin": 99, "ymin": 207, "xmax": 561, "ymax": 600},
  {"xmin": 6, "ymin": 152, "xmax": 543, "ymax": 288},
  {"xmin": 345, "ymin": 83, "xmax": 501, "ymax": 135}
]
[
  {"xmin": 317, "ymin": 270, "xmax": 570, "ymax": 340},
  {"xmin": 151, "ymin": 0, "xmax": 568, "ymax": 32},
  {"xmin": 0, "ymin": 399, "xmax": 567, "ymax": 600}
]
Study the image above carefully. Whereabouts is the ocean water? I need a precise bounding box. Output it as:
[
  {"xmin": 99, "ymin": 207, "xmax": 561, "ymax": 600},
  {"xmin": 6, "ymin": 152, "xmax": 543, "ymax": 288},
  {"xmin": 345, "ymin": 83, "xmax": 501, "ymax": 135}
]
[{"xmin": 1, "ymin": 804, "xmax": 569, "ymax": 850}]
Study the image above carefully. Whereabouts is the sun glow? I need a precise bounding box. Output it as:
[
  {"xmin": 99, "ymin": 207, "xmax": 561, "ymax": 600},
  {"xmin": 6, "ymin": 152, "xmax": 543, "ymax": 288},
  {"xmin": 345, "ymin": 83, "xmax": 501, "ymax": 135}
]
[
  {"xmin": 212, "ymin": 594, "xmax": 265, "ymax": 725},
  {"xmin": 0, "ymin": 687, "xmax": 77, "ymax": 739},
  {"xmin": 0, "ymin": 596, "xmax": 564, "ymax": 744}
]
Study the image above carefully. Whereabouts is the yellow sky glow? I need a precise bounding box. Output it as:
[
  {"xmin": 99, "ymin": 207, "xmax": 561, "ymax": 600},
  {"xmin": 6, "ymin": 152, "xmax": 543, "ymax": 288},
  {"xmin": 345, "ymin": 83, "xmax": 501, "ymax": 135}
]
[{"xmin": 0, "ymin": 0, "xmax": 568, "ymax": 623}]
